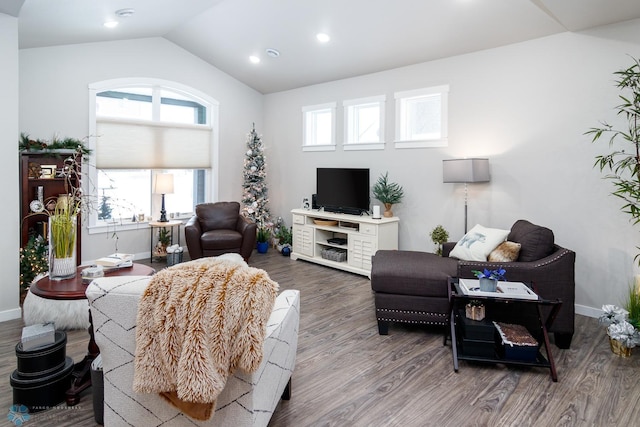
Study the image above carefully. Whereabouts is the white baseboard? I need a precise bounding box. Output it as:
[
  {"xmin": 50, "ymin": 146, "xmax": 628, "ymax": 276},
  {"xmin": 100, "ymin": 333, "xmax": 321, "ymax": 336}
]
[
  {"xmin": 576, "ymin": 304, "xmax": 601, "ymax": 319},
  {"xmin": 0, "ymin": 307, "xmax": 22, "ymax": 323}
]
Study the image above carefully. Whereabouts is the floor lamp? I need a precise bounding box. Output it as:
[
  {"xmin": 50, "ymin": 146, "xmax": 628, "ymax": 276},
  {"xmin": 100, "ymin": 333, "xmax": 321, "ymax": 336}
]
[
  {"xmin": 153, "ymin": 173, "xmax": 174, "ymax": 222},
  {"xmin": 443, "ymin": 158, "xmax": 490, "ymax": 234}
]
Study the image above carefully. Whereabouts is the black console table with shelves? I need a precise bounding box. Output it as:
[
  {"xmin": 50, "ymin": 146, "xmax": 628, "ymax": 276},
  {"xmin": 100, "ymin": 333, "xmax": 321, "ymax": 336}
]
[{"xmin": 447, "ymin": 277, "xmax": 562, "ymax": 382}]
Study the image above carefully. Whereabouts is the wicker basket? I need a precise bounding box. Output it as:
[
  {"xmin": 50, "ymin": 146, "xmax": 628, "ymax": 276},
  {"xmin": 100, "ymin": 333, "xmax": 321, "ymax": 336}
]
[{"xmin": 609, "ymin": 337, "xmax": 632, "ymax": 357}]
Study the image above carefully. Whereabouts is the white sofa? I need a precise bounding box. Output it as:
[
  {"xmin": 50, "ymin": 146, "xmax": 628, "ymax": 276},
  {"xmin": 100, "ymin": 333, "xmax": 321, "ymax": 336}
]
[{"xmin": 86, "ymin": 275, "xmax": 299, "ymax": 426}]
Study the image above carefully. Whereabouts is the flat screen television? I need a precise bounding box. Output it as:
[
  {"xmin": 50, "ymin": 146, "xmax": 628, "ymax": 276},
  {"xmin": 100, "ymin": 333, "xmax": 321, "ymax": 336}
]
[{"xmin": 316, "ymin": 168, "xmax": 370, "ymax": 215}]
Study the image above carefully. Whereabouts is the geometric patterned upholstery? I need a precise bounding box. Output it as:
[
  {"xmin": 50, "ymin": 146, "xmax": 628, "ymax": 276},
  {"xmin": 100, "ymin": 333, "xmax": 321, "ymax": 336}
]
[{"xmin": 86, "ymin": 275, "xmax": 299, "ymax": 427}]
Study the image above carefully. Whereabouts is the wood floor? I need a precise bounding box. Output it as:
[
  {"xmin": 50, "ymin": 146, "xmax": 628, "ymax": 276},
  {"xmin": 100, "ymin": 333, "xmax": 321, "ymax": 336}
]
[{"xmin": 2, "ymin": 251, "xmax": 640, "ymax": 426}]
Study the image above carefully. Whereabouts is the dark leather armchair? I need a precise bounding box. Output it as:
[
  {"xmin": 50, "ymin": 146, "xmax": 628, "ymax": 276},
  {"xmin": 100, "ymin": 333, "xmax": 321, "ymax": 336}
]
[{"xmin": 185, "ymin": 202, "xmax": 257, "ymax": 261}]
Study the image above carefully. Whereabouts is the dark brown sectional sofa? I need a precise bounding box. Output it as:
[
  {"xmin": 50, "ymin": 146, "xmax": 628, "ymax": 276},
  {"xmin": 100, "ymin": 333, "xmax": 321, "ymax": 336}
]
[{"xmin": 371, "ymin": 219, "xmax": 576, "ymax": 348}]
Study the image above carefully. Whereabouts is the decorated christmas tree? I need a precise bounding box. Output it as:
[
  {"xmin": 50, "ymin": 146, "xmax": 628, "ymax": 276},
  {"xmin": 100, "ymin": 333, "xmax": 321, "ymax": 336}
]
[
  {"xmin": 241, "ymin": 124, "xmax": 271, "ymax": 227},
  {"xmin": 20, "ymin": 235, "xmax": 48, "ymax": 291}
]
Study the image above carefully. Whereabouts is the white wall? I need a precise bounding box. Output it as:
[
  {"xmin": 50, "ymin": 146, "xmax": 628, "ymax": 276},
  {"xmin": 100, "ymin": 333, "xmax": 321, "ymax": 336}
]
[
  {"xmin": 0, "ymin": 14, "xmax": 21, "ymax": 321},
  {"xmin": 12, "ymin": 19, "xmax": 640, "ymax": 319},
  {"xmin": 263, "ymin": 19, "xmax": 640, "ymax": 316},
  {"xmin": 19, "ymin": 37, "xmax": 263, "ymax": 262}
]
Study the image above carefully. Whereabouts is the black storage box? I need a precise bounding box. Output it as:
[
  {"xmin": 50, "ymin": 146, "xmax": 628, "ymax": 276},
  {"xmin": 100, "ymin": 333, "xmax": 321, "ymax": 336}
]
[
  {"xmin": 460, "ymin": 338, "xmax": 496, "ymax": 358},
  {"xmin": 458, "ymin": 310, "xmax": 495, "ymax": 341},
  {"xmin": 497, "ymin": 342, "xmax": 539, "ymax": 361},
  {"xmin": 10, "ymin": 356, "xmax": 74, "ymax": 412},
  {"xmin": 91, "ymin": 355, "xmax": 104, "ymax": 425},
  {"xmin": 15, "ymin": 331, "xmax": 67, "ymax": 377}
]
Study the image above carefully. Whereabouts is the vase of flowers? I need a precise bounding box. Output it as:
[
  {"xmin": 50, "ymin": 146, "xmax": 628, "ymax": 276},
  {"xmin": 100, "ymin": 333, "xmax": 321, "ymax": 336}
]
[
  {"xmin": 472, "ymin": 267, "xmax": 506, "ymax": 292},
  {"xmin": 599, "ymin": 304, "xmax": 640, "ymax": 356}
]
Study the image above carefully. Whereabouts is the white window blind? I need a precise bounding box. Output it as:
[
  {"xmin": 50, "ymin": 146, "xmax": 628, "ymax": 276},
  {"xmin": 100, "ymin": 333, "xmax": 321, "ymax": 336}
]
[{"xmin": 96, "ymin": 118, "xmax": 212, "ymax": 169}]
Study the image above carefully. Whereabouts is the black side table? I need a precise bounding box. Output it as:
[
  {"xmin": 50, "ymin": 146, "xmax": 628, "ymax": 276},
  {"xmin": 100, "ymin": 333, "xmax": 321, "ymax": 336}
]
[{"xmin": 447, "ymin": 277, "xmax": 562, "ymax": 382}]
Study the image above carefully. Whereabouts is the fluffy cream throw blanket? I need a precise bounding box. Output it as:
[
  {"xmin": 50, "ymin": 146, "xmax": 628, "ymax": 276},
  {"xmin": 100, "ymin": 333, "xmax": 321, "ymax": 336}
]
[{"xmin": 132, "ymin": 257, "xmax": 279, "ymax": 420}]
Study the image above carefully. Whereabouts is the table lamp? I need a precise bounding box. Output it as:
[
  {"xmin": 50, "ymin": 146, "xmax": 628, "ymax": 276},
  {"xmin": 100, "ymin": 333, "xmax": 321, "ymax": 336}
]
[
  {"xmin": 153, "ymin": 173, "xmax": 174, "ymax": 222},
  {"xmin": 443, "ymin": 158, "xmax": 490, "ymax": 233}
]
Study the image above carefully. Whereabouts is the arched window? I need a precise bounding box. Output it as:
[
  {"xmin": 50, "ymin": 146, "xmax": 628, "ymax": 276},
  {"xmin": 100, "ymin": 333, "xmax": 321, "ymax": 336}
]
[{"xmin": 88, "ymin": 78, "xmax": 219, "ymax": 232}]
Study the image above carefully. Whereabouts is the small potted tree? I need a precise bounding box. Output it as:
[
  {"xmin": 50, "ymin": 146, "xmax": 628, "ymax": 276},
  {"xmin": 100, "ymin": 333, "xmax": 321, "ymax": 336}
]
[
  {"xmin": 429, "ymin": 225, "xmax": 449, "ymax": 256},
  {"xmin": 256, "ymin": 227, "xmax": 271, "ymax": 254},
  {"xmin": 275, "ymin": 225, "xmax": 292, "ymax": 255},
  {"xmin": 372, "ymin": 172, "xmax": 405, "ymax": 217},
  {"xmin": 154, "ymin": 227, "xmax": 171, "ymax": 259}
]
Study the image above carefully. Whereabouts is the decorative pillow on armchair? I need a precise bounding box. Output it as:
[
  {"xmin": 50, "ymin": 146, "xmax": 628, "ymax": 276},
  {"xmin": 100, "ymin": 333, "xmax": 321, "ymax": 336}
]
[
  {"xmin": 488, "ymin": 241, "xmax": 522, "ymax": 262},
  {"xmin": 449, "ymin": 224, "xmax": 510, "ymax": 261},
  {"xmin": 507, "ymin": 219, "xmax": 555, "ymax": 262}
]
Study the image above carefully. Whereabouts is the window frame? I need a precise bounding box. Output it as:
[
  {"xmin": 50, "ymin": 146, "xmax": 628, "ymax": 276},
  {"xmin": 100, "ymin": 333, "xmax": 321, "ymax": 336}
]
[
  {"xmin": 394, "ymin": 85, "xmax": 449, "ymax": 149},
  {"xmin": 302, "ymin": 102, "xmax": 336, "ymax": 152},
  {"xmin": 87, "ymin": 78, "xmax": 219, "ymax": 235},
  {"xmin": 343, "ymin": 95, "xmax": 386, "ymax": 151}
]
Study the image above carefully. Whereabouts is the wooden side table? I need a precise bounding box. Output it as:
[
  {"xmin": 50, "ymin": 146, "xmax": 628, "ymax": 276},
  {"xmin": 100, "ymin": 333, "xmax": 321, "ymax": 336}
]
[{"xmin": 29, "ymin": 264, "xmax": 156, "ymax": 405}]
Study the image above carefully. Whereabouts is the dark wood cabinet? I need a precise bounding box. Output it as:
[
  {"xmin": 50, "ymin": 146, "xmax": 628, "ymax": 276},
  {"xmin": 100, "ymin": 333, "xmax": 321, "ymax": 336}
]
[{"xmin": 20, "ymin": 151, "xmax": 81, "ymax": 262}]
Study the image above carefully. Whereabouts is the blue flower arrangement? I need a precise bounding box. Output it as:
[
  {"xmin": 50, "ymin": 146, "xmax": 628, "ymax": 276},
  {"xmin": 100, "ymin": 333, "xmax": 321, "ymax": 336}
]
[{"xmin": 472, "ymin": 267, "xmax": 506, "ymax": 281}]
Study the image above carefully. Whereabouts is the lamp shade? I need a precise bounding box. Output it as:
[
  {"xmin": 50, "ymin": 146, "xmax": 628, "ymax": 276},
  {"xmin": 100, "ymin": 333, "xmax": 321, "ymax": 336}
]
[
  {"xmin": 442, "ymin": 158, "xmax": 490, "ymax": 183},
  {"xmin": 153, "ymin": 173, "xmax": 174, "ymax": 194}
]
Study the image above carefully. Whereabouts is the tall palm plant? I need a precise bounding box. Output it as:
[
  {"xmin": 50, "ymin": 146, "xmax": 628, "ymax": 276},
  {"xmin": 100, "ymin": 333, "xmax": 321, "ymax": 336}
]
[{"xmin": 587, "ymin": 56, "xmax": 640, "ymax": 263}]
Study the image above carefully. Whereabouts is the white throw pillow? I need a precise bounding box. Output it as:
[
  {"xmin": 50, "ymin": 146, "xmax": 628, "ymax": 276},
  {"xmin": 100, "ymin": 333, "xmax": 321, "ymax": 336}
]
[{"xmin": 449, "ymin": 224, "xmax": 510, "ymax": 261}]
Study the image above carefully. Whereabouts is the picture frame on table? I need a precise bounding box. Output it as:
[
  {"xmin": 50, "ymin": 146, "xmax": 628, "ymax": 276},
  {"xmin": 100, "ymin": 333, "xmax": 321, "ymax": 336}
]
[
  {"xmin": 302, "ymin": 197, "xmax": 310, "ymax": 210},
  {"xmin": 40, "ymin": 165, "xmax": 56, "ymax": 179}
]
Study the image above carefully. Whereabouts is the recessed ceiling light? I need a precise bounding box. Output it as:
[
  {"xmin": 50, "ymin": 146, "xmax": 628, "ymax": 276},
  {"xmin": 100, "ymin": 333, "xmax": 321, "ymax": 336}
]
[
  {"xmin": 265, "ymin": 48, "xmax": 280, "ymax": 58},
  {"xmin": 115, "ymin": 8, "xmax": 135, "ymax": 18},
  {"xmin": 316, "ymin": 33, "xmax": 330, "ymax": 43},
  {"xmin": 103, "ymin": 21, "xmax": 118, "ymax": 28},
  {"xmin": 249, "ymin": 55, "xmax": 261, "ymax": 64}
]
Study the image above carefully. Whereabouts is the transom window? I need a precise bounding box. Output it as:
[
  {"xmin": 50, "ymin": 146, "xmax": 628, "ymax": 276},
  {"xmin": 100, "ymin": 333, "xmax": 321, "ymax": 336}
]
[
  {"xmin": 88, "ymin": 79, "xmax": 217, "ymax": 232},
  {"xmin": 302, "ymin": 103, "xmax": 336, "ymax": 152},
  {"xmin": 394, "ymin": 85, "xmax": 449, "ymax": 148},
  {"xmin": 343, "ymin": 95, "xmax": 385, "ymax": 150}
]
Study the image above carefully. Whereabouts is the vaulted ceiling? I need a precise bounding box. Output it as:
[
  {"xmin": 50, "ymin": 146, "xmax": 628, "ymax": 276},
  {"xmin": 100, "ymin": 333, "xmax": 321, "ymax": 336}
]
[{"xmin": 8, "ymin": 0, "xmax": 640, "ymax": 94}]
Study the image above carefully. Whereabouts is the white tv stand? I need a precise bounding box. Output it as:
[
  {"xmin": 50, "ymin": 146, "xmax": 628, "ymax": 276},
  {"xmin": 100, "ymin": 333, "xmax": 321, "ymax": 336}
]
[{"xmin": 290, "ymin": 208, "xmax": 399, "ymax": 277}]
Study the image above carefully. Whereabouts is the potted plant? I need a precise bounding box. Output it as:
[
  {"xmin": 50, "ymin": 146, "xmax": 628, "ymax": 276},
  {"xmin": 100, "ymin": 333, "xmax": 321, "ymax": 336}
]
[
  {"xmin": 599, "ymin": 303, "xmax": 640, "ymax": 356},
  {"xmin": 154, "ymin": 227, "xmax": 171, "ymax": 258},
  {"xmin": 275, "ymin": 225, "xmax": 292, "ymax": 255},
  {"xmin": 48, "ymin": 194, "xmax": 81, "ymax": 279},
  {"xmin": 625, "ymin": 284, "xmax": 640, "ymax": 328},
  {"xmin": 587, "ymin": 56, "xmax": 640, "ymax": 264},
  {"xmin": 256, "ymin": 227, "xmax": 271, "ymax": 254},
  {"xmin": 429, "ymin": 225, "xmax": 449, "ymax": 256},
  {"xmin": 472, "ymin": 267, "xmax": 506, "ymax": 292},
  {"xmin": 372, "ymin": 172, "xmax": 405, "ymax": 217}
]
